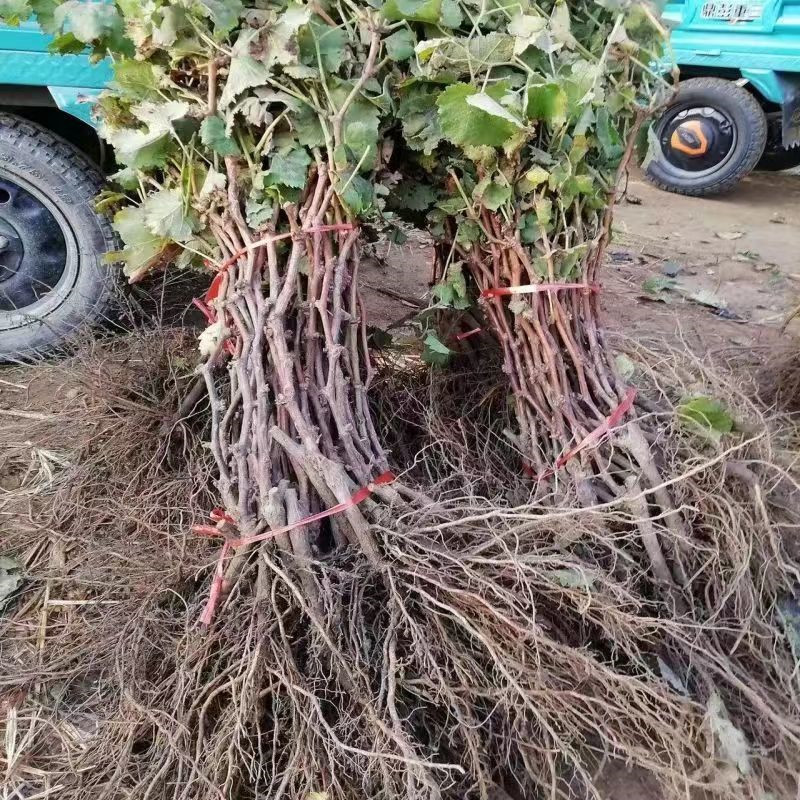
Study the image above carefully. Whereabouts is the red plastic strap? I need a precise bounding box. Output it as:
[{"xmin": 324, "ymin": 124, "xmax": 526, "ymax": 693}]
[
  {"xmin": 192, "ymin": 297, "xmax": 215, "ymax": 324},
  {"xmin": 455, "ymin": 327, "xmax": 482, "ymax": 341},
  {"xmin": 226, "ymin": 470, "xmax": 395, "ymax": 547},
  {"xmin": 535, "ymin": 387, "xmax": 637, "ymax": 481},
  {"xmin": 195, "ymin": 470, "xmax": 395, "ymax": 627},
  {"xmin": 482, "ymin": 282, "xmax": 600, "ymax": 300}
]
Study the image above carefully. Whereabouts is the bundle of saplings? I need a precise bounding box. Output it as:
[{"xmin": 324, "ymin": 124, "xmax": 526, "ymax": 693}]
[{"xmin": 1, "ymin": 0, "xmax": 798, "ymax": 798}]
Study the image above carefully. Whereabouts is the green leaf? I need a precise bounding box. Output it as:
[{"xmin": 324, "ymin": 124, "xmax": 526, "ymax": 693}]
[
  {"xmin": 102, "ymin": 100, "xmax": 188, "ymax": 169},
  {"xmin": 641, "ymin": 275, "xmax": 675, "ymax": 298},
  {"xmin": 197, "ymin": 0, "xmax": 243, "ymax": 37},
  {"xmin": 111, "ymin": 60, "xmax": 163, "ymax": 101},
  {"xmin": 266, "ymin": 147, "xmax": 311, "ymax": 189},
  {"xmin": 220, "ymin": 49, "xmax": 270, "ymax": 108},
  {"xmin": 293, "ymin": 102, "xmax": 326, "ymax": 148},
  {"xmin": 29, "ymin": 0, "xmax": 58, "ymax": 32},
  {"xmin": 111, "ymin": 206, "xmax": 171, "ymax": 280},
  {"xmin": 200, "ymin": 115, "xmax": 241, "ymax": 156},
  {"xmin": 473, "ymin": 176, "xmax": 511, "ymax": 211},
  {"xmin": 48, "ymin": 31, "xmax": 86, "ymax": 54},
  {"xmin": 399, "ymin": 83, "xmax": 443, "ymax": 154},
  {"xmin": 596, "ymin": 108, "xmax": 624, "ymax": 160},
  {"xmin": 381, "ymin": 0, "xmax": 442, "ymax": 24},
  {"xmin": 432, "ymin": 262, "xmax": 470, "ymax": 309},
  {"xmin": 335, "ymin": 171, "xmax": 374, "ymax": 214},
  {"xmin": 437, "ymin": 82, "xmax": 519, "ymax": 149},
  {"xmin": 54, "ymin": 0, "xmax": 121, "ymax": 43},
  {"xmin": 299, "ymin": 16, "xmax": 347, "ymax": 72},
  {"xmin": 535, "ymin": 196, "xmax": 552, "ymax": 228},
  {"xmin": 465, "ymin": 92, "xmax": 523, "ymax": 129},
  {"xmin": 422, "ymin": 332, "xmax": 452, "ymax": 366},
  {"xmin": 385, "ymin": 28, "xmax": 415, "ymax": 60},
  {"xmin": 143, "ymin": 189, "xmax": 195, "ymax": 241},
  {"xmin": 677, "ymin": 397, "xmax": 734, "ymax": 442},
  {"xmin": 392, "ymin": 180, "xmax": 437, "ymax": 212},
  {"xmin": 526, "ymin": 83, "xmax": 567, "ymax": 128}
]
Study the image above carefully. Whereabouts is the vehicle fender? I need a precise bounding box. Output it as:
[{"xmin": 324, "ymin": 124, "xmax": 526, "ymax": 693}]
[{"xmin": 47, "ymin": 85, "xmax": 101, "ymax": 127}]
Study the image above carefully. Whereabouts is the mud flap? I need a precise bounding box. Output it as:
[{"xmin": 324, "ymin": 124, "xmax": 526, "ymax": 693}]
[{"xmin": 781, "ymin": 76, "xmax": 800, "ymax": 149}]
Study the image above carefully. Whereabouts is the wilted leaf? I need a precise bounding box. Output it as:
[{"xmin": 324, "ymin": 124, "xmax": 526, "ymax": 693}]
[
  {"xmin": 615, "ymin": 353, "xmax": 636, "ymax": 379},
  {"xmin": 103, "ymin": 100, "xmax": 188, "ymax": 168},
  {"xmin": 111, "ymin": 206, "xmax": 171, "ymax": 280},
  {"xmin": 508, "ymin": 12, "xmax": 547, "ymax": 54},
  {"xmin": 715, "ymin": 230, "xmax": 744, "ymax": 241},
  {"xmin": 0, "ymin": 555, "xmax": 22, "ymax": 606},
  {"xmin": 200, "ymin": 115, "xmax": 241, "ymax": 156},
  {"xmin": 416, "ymin": 33, "xmax": 515, "ymax": 76},
  {"xmin": 685, "ymin": 288, "xmax": 727, "ymax": 310},
  {"xmin": 708, "ymin": 692, "xmax": 751, "ymax": 776},
  {"xmin": 200, "ymin": 167, "xmax": 227, "ymax": 198},
  {"xmin": 677, "ymin": 396, "xmax": 734, "ymax": 441},
  {"xmin": 198, "ymin": 319, "xmax": 228, "ymax": 357},
  {"xmin": 549, "ymin": 0, "xmax": 577, "ymax": 49},
  {"xmin": 657, "ymin": 657, "xmax": 687, "ymax": 695},
  {"xmin": 551, "ymin": 568, "xmax": 596, "ymax": 589},
  {"xmin": 438, "ymin": 82, "xmax": 519, "ymax": 148},
  {"xmin": 422, "ymin": 332, "xmax": 453, "ymax": 366},
  {"xmin": 595, "ymin": 108, "xmax": 624, "ymax": 160}
]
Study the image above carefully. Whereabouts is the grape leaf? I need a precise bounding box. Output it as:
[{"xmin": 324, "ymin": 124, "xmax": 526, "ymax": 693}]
[
  {"xmin": 267, "ymin": 147, "xmax": 312, "ymax": 189},
  {"xmin": 266, "ymin": 3, "xmax": 312, "ymax": 66},
  {"xmin": 465, "ymin": 92, "xmax": 524, "ymax": 129},
  {"xmin": 299, "ymin": 16, "xmax": 347, "ymax": 72},
  {"xmin": 197, "ymin": 0, "xmax": 243, "ymax": 37},
  {"xmin": 111, "ymin": 206, "xmax": 171, "ymax": 280},
  {"xmin": 143, "ymin": 189, "xmax": 195, "ymax": 241},
  {"xmin": 507, "ymin": 12, "xmax": 547, "ymax": 54},
  {"xmin": 220, "ymin": 37, "xmax": 270, "ymax": 108},
  {"xmin": 385, "ymin": 28, "xmax": 415, "ymax": 60},
  {"xmin": 399, "ymin": 83, "xmax": 443, "ymax": 154},
  {"xmin": 416, "ymin": 33, "xmax": 515, "ymax": 77},
  {"xmin": 200, "ymin": 115, "xmax": 241, "ymax": 156},
  {"xmin": 382, "ymin": 0, "xmax": 442, "ymax": 24},
  {"xmin": 526, "ymin": 83, "xmax": 568, "ymax": 127},
  {"xmin": 677, "ymin": 397, "xmax": 734, "ymax": 442},
  {"xmin": 0, "ymin": 0, "xmax": 32, "ymax": 26},
  {"xmin": 708, "ymin": 692, "xmax": 751, "ymax": 776},
  {"xmin": 432, "ymin": 262, "xmax": 470, "ymax": 309},
  {"xmin": 112, "ymin": 60, "xmax": 163, "ymax": 101},
  {"xmin": 437, "ymin": 82, "xmax": 519, "ymax": 148},
  {"xmin": 54, "ymin": 0, "xmax": 121, "ymax": 43},
  {"xmin": 596, "ymin": 108, "xmax": 624, "ymax": 160},
  {"xmin": 393, "ymin": 181, "xmax": 437, "ymax": 211},
  {"xmin": 422, "ymin": 332, "xmax": 453, "ymax": 365},
  {"xmin": 103, "ymin": 100, "xmax": 188, "ymax": 168}
]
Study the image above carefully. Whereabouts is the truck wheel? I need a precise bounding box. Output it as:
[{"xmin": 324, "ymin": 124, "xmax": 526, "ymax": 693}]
[
  {"xmin": 645, "ymin": 78, "xmax": 767, "ymax": 196},
  {"xmin": 0, "ymin": 112, "xmax": 117, "ymax": 360},
  {"xmin": 756, "ymin": 144, "xmax": 800, "ymax": 172}
]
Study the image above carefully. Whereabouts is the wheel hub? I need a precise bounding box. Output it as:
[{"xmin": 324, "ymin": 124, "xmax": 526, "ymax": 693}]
[
  {"xmin": 0, "ymin": 177, "xmax": 68, "ymax": 312},
  {"xmin": 660, "ymin": 106, "xmax": 735, "ymax": 173}
]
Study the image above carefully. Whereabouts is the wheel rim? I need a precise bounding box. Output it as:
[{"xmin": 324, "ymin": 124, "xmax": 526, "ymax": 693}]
[
  {"xmin": 0, "ymin": 168, "xmax": 79, "ymax": 331},
  {"xmin": 657, "ymin": 104, "xmax": 737, "ymax": 177}
]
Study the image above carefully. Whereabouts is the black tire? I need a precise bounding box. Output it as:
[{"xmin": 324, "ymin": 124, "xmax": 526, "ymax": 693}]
[
  {"xmin": 646, "ymin": 77, "xmax": 767, "ymax": 197},
  {"xmin": 0, "ymin": 112, "xmax": 117, "ymax": 360},
  {"xmin": 756, "ymin": 144, "xmax": 800, "ymax": 172}
]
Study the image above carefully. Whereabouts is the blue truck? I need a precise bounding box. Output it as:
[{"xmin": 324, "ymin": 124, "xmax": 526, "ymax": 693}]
[{"xmin": 0, "ymin": 0, "xmax": 798, "ymax": 357}]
